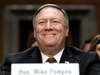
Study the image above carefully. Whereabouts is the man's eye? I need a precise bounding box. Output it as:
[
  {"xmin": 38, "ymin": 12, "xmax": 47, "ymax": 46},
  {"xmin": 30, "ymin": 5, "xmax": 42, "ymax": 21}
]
[
  {"xmin": 98, "ymin": 48, "xmax": 100, "ymax": 50},
  {"xmin": 40, "ymin": 22, "xmax": 44, "ymax": 23},
  {"xmin": 54, "ymin": 21, "xmax": 59, "ymax": 23}
]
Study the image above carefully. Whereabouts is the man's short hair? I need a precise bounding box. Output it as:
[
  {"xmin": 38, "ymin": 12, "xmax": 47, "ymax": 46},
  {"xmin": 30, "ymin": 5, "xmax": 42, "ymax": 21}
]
[{"xmin": 32, "ymin": 4, "xmax": 69, "ymax": 27}]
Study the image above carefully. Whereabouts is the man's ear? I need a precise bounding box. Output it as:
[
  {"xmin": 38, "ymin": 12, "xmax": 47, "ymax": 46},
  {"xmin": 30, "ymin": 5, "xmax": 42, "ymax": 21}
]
[
  {"xmin": 65, "ymin": 25, "xmax": 69, "ymax": 37},
  {"xmin": 33, "ymin": 27, "xmax": 36, "ymax": 38}
]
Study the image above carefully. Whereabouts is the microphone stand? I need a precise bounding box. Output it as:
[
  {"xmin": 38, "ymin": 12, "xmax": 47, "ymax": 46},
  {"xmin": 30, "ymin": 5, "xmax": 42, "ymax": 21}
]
[{"xmin": 78, "ymin": 42, "xmax": 97, "ymax": 63}]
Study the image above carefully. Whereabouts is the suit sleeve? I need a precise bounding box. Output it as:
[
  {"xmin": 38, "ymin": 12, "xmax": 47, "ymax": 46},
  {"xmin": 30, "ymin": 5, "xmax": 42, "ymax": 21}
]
[
  {"xmin": 87, "ymin": 53, "xmax": 100, "ymax": 75},
  {"xmin": 1, "ymin": 54, "xmax": 11, "ymax": 75}
]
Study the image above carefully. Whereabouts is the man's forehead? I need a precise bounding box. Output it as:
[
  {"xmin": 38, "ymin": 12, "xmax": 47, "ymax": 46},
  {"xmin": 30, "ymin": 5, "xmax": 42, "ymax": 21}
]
[
  {"xmin": 35, "ymin": 7, "xmax": 64, "ymax": 20},
  {"xmin": 37, "ymin": 7, "xmax": 62, "ymax": 14}
]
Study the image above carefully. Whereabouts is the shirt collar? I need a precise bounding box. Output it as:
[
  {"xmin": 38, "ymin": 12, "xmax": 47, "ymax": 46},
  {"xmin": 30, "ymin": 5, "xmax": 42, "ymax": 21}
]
[{"xmin": 41, "ymin": 48, "xmax": 64, "ymax": 63}]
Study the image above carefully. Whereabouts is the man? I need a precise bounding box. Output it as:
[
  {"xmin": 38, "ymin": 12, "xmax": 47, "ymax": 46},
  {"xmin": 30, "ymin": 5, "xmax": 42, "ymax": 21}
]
[{"xmin": 2, "ymin": 4, "xmax": 100, "ymax": 75}]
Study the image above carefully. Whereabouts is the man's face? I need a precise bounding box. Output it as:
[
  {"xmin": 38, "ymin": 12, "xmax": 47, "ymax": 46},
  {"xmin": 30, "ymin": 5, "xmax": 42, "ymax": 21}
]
[{"xmin": 34, "ymin": 7, "xmax": 69, "ymax": 49}]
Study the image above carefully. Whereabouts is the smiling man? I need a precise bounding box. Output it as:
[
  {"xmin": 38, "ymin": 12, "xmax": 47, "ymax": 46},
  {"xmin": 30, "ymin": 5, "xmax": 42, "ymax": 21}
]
[
  {"xmin": 2, "ymin": 4, "xmax": 100, "ymax": 75},
  {"xmin": 34, "ymin": 6, "xmax": 69, "ymax": 57}
]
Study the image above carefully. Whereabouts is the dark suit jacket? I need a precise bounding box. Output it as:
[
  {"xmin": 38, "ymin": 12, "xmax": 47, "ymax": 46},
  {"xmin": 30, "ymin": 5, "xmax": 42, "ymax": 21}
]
[{"xmin": 2, "ymin": 46, "xmax": 100, "ymax": 75}]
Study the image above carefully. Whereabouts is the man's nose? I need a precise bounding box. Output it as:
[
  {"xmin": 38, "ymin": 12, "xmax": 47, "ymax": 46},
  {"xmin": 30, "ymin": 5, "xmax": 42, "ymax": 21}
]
[{"xmin": 45, "ymin": 21, "xmax": 53, "ymax": 30}]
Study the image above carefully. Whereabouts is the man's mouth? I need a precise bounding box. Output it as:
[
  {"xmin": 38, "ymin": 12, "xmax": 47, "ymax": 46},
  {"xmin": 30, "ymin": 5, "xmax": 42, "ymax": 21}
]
[{"xmin": 43, "ymin": 33, "xmax": 56, "ymax": 37}]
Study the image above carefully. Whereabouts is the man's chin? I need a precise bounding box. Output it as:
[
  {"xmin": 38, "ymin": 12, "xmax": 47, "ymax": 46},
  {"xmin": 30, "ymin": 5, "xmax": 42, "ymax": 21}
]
[{"xmin": 45, "ymin": 44, "xmax": 56, "ymax": 47}]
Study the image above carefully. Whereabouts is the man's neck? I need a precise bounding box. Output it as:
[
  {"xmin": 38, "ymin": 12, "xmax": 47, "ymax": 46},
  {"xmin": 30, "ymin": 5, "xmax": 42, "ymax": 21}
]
[
  {"xmin": 39, "ymin": 46, "xmax": 65, "ymax": 57},
  {"xmin": 41, "ymin": 48, "xmax": 64, "ymax": 63}
]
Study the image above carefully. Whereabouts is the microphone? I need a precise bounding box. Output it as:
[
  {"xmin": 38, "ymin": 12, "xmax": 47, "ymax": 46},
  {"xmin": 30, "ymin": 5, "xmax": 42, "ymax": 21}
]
[
  {"xmin": 78, "ymin": 37, "xmax": 100, "ymax": 63},
  {"xmin": 95, "ymin": 37, "xmax": 100, "ymax": 44}
]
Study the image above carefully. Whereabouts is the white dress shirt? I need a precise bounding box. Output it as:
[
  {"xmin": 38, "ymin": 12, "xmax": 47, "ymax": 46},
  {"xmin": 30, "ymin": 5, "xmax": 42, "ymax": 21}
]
[{"xmin": 40, "ymin": 48, "xmax": 64, "ymax": 63}]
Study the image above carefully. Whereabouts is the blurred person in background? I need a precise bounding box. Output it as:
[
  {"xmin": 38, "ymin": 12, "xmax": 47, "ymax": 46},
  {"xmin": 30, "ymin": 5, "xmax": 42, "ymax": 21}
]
[
  {"xmin": 82, "ymin": 39, "xmax": 92, "ymax": 52},
  {"xmin": 27, "ymin": 34, "xmax": 38, "ymax": 48},
  {"xmin": 90, "ymin": 34, "xmax": 100, "ymax": 59}
]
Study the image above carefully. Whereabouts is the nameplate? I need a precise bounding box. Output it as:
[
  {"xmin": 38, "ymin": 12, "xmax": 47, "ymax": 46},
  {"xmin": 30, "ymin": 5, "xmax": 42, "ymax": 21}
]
[{"xmin": 11, "ymin": 63, "xmax": 79, "ymax": 75}]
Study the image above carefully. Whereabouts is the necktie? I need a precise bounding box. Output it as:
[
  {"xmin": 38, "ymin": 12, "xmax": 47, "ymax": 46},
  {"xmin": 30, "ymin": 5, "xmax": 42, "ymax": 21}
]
[{"xmin": 46, "ymin": 57, "xmax": 57, "ymax": 63}]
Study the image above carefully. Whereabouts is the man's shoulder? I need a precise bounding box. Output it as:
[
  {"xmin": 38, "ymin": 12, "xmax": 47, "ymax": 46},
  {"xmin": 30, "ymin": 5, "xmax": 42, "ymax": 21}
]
[
  {"xmin": 10, "ymin": 47, "xmax": 38, "ymax": 55},
  {"xmin": 6, "ymin": 47, "xmax": 39, "ymax": 62},
  {"xmin": 65, "ymin": 46, "xmax": 86, "ymax": 54},
  {"xmin": 65, "ymin": 46, "xmax": 99, "ymax": 61},
  {"xmin": 65, "ymin": 45, "xmax": 96, "ymax": 55}
]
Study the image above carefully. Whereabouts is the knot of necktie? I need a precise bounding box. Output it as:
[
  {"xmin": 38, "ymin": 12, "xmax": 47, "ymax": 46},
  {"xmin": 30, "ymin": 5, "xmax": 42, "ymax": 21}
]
[{"xmin": 46, "ymin": 57, "xmax": 57, "ymax": 63}]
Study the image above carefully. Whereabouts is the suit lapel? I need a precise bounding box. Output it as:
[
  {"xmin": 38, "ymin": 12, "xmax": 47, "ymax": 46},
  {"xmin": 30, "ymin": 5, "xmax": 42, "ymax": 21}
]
[
  {"xmin": 27, "ymin": 46, "xmax": 75, "ymax": 63},
  {"xmin": 27, "ymin": 48, "xmax": 42, "ymax": 63},
  {"xmin": 60, "ymin": 46, "xmax": 74, "ymax": 63}
]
